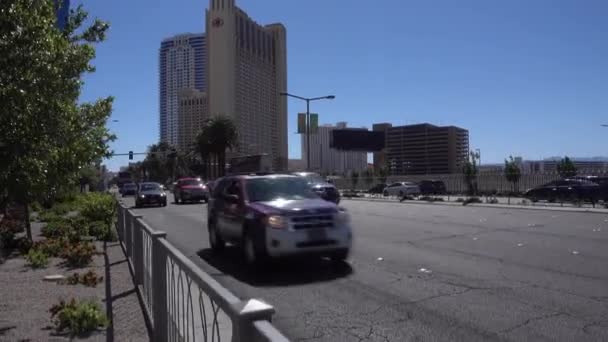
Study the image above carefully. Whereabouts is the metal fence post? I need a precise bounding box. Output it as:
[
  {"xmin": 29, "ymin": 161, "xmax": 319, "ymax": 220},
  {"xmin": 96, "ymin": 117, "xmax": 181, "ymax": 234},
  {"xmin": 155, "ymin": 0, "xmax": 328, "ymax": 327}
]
[
  {"xmin": 125, "ymin": 212, "xmax": 133, "ymax": 259},
  {"xmin": 151, "ymin": 231, "xmax": 168, "ymax": 342},
  {"xmin": 132, "ymin": 215, "xmax": 144, "ymax": 285},
  {"xmin": 231, "ymin": 299, "xmax": 275, "ymax": 342}
]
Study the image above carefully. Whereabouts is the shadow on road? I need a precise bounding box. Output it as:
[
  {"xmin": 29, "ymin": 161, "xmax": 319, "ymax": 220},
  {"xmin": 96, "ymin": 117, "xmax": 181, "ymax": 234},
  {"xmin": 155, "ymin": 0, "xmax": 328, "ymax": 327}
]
[{"xmin": 197, "ymin": 247, "xmax": 353, "ymax": 287}]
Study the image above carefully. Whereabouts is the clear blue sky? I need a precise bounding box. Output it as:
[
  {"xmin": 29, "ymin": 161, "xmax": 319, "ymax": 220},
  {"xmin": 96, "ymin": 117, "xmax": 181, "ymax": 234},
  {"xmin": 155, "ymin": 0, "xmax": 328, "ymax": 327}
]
[{"xmin": 77, "ymin": 0, "xmax": 608, "ymax": 171}]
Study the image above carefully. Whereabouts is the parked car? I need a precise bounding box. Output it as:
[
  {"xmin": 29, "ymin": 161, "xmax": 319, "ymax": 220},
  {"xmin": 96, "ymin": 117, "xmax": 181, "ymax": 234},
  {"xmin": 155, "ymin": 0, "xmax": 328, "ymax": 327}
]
[
  {"xmin": 368, "ymin": 183, "xmax": 388, "ymax": 194},
  {"xmin": 173, "ymin": 178, "xmax": 209, "ymax": 204},
  {"xmin": 418, "ymin": 180, "xmax": 447, "ymax": 195},
  {"xmin": 207, "ymin": 174, "xmax": 352, "ymax": 265},
  {"xmin": 383, "ymin": 182, "xmax": 421, "ymax": 197},
  {"xmin": 135, "ymin": 182, "xmax": 167, "ymax": 207},
  {"xmin": 524, "ymin": 179, "xmax": 600, "ymax": 202},
  {"xmin": 292, "ymin": 172, "xmax": 341, "ymax": 204},
  {"xmin": 121, "ymin": 182, "xmax": 138, "ymax": 197}
]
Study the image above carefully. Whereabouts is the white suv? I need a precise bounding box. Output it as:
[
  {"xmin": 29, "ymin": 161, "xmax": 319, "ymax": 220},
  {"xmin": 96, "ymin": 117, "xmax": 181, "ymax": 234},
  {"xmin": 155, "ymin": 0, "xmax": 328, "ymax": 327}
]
[{"xmin": 383, "ymin": 182, "xmax": 421, "ymax": 197}]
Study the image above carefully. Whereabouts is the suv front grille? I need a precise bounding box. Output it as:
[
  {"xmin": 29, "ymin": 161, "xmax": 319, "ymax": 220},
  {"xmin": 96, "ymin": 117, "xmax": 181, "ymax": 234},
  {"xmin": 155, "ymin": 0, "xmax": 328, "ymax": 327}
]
[{"xmin": 291, "ymin": 215, "xmax": 334, "ymax": 230}]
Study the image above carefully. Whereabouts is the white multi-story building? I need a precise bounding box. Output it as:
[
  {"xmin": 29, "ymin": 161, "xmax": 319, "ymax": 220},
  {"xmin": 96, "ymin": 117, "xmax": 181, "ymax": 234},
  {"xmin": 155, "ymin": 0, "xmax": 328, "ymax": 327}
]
[
  {"xmin": 205, "ymin": 0, "xmax": 288, "ymax": 170},
  {"xmin": 159, "ymin": 33, "xmax": 206, "ymax": 146},
  {"xmin": 302, "ymin": 122, "xmax": 368, "ymax": 174}
]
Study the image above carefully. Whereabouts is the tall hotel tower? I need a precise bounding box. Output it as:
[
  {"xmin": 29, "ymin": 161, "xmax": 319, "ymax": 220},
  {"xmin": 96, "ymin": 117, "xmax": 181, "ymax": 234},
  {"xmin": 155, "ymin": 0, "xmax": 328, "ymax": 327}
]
[{"xmin": 206, "ymin": 0, "xmax": 288, "ymax": 170}]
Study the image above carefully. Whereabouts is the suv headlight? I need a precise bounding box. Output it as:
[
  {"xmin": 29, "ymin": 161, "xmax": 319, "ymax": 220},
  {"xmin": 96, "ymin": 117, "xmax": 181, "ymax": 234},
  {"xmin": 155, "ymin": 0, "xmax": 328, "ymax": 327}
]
[
  {"xmin": 336, "ymin": 208, "xmax": 350, "ymax": 225},
  {"xmin": 267, "ymin": 215, "xmax": 288, "ymax": 229},
  {"xmin": 160, "ymin": 193, "xmax": 166, "ymax": 197},
  {"xmin": 139, "ymin": 194, "xmax": 146, "ymax": 198}
]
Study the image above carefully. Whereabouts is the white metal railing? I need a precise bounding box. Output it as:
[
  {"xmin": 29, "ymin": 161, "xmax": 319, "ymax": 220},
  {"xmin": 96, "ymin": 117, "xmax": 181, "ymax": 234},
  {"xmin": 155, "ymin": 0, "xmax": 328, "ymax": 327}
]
[{"xmin": 116, "ymin": 201, "xmax": 289, "ymax": 342}]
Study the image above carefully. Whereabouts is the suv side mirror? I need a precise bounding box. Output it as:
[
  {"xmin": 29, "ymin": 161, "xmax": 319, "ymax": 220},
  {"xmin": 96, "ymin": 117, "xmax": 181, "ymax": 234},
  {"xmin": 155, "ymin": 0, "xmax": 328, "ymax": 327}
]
[{"xmin": 225, "ymin": 194, "xmax": 239, "ymax": 204}]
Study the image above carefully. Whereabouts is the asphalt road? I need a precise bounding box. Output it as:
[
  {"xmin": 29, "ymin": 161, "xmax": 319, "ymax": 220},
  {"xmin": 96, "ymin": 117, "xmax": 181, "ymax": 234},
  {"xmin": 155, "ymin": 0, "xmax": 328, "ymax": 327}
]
[{"xmin": 122, "ymin": 197, "xmax": 608, "ymax": 341}]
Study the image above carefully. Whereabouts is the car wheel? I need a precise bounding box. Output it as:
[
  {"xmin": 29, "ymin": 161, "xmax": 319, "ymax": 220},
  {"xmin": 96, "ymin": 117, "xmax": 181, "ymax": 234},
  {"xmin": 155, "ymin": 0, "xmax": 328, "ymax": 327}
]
[
  {"xmin": 383, "ymin": 190, "xmax": 389, "ymax": 197},
  {"xmin": 208, "ymin": 220, "xmax": 225, "ymax": 252},
  {"xmin": 243, "ymin": 231, "xmax": 265, "ymax": 266},
  {"xmin": 162, "ymin": 201, "xmax": 167, "ymax": 207},
  {"xmin": 399, "ymin": 190, "xmax": 404, "ymax": 197},
  {"xmin": 174, "ymin": 195, "xmax": 180, "ymax": 204}
]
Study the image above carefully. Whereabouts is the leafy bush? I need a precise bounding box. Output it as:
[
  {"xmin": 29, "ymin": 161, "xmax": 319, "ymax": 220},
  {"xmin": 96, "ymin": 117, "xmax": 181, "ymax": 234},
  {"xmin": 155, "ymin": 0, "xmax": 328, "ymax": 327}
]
[
  {"xmin": 61, "ymin": 270, "xmax": 103, "ymax": 287},
  {"xmin": 455, "ymin": 198, "xmax": 465, "ymax": 203},
  {"xmin": 50, "ymin": 299, "xmax": 108, "ymax": 337},
  {"xmin": 38, "ymin": 210, "xmax": 62, "ymax": 223},
  {"xmin": 88, "ymin": 221, "xmax": 116, "ymax": 242},
  {"xmin": 30, "ymin": 202, "xmax": 43, "ymax": 213},
  {"xmin": 487, "ymin": 198, "xmax": 499, "ymax": 204},
  {"xmin": 0, "ymin": 219, "xmax": 25, "ymax": 249},
  {"xmin": 26, "ymin": 248, "xmax": 49, "ymax": 268},
  {"xmin": 62, "ymin": 241, "xmax": 96, "ymax": 267},
  {"xmin": 80, "ymin": 193, "xmax": 114, "ymax": 224},
  {"xmin": 419, "ymin": 196, "xmax": 445, "ymax": 202},
  {"xmin": 41, "ymin": 216, "xmax": 89, "ymax": 241},
  {"xmin": 32, "ymin": 238, "xmax": 69, "ymax": 258}
]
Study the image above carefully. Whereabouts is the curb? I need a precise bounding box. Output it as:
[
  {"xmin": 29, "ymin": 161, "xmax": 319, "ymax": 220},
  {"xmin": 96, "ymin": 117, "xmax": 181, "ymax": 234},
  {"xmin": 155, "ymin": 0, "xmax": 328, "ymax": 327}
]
[{"xmin": 342, "ymin": 197, "xmax": 608, "ymax": 214}]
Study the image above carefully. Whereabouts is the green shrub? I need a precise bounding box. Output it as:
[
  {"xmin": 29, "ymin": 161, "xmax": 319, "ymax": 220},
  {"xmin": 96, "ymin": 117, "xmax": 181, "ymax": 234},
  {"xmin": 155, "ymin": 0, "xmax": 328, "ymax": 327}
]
[
  {"xmin": 88, "ymin": 221, "xmax": 117, "ymax": 242},
  {"xmin": 30, "ymin": 202, "xmax": 43, "ymax": 213},
  {"xmin": 50, "ymin": 299, "xmax": 108, "ymax": 337},
  {"xmin": 0, "ymin": 219, "xmax": 25, "ymax": 249},
  {"xmin": 80, "ymin": 193, "xmax": 114, "ymax": 224},
  {"xmin": 61, "ymin": 270, "xmax": 103, "ymax": 287},
  {"xmin": 32, "ymin": 238, "xmax": 69, "ymax": 257},
  {"xmin": 41, "ymin": 216, "xmax": 89, "ymax": 241},
  {"xmin": 26, "ymin": 248, "xmax": 49, "ymax": 268},
  {"xmin": 62, "ymin": 241, "xmax": 96, "ymax": 267},
  {"xmin": 38, "ymin": 210, "xmax": 62, "ymax": 223}
]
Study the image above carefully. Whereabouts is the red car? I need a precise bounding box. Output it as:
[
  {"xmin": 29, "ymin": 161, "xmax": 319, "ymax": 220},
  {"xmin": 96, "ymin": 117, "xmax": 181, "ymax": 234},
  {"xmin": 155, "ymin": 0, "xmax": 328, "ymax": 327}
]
[{"xmin": 173, "ymin": 178, "xmax": 209, "ymax": 204}]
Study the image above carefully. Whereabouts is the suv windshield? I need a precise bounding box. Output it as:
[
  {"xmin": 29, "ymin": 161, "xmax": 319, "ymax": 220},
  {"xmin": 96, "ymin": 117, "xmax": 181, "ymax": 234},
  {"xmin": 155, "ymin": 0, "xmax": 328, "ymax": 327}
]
[
  {"xmin": 180, "ymin": 179, "xmax": 201, "ymax": 186},
  {"xmin": 140, "ymin": 183, "xmax": 160, "ymax": 191},
  {"xmin": 246, "ymin": 177, "xmax": 317, "ymax": 202}
]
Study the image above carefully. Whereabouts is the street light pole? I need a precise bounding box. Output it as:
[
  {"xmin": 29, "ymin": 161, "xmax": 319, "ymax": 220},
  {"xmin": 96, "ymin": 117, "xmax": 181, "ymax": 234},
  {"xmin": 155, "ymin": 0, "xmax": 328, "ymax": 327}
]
[
  {"xmin": 280, "ymin": 92, "xmax": 335, "ymax": 170},
  {"xmin": 306, "ymin": 99, "xmax": 311, "ymax": 172}
]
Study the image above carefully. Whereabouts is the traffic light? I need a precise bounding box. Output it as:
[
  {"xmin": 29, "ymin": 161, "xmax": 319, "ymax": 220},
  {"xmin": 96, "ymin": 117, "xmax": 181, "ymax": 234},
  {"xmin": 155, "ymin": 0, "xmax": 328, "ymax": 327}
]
[{"xmin": 128, "ymin": 151, "xmax": 133, "ymax": 160}]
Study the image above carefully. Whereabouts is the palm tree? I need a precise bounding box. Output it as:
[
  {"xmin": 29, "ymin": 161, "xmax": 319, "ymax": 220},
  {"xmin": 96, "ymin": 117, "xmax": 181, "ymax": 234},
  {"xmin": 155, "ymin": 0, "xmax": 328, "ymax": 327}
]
[{"xmin": 195, "ymin": 116, "xmax": 238, "ymax": 178}]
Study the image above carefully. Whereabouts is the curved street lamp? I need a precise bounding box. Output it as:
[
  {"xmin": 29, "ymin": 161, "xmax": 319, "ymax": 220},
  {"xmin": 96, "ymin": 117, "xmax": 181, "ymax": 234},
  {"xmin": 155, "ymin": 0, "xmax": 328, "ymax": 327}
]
[{"xmin": 280, "ymin": 92, "xmax": 336, "ymax": 170}]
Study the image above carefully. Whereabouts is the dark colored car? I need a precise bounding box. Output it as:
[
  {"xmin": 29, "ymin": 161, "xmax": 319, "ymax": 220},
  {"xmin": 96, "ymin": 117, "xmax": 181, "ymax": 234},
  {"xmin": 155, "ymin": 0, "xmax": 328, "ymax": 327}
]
[
  {"xmin": 292, "ymin": 172, "xmax": 340, "ymax": 204},
  {"xmin": 524, "ymin": 179, "xmax": 599, "ymax": 202},
  {"xmin": 121, "ymin": 183, "xmax": 137, "ymax": 197},
  {"xmin": 173, "ymin": 178, "xmax": 209, "ymax": 204},
  {"xmin": 207, "ymin": 174, "xmax": 352, "ymax": 266},
  {"xmin": 368, "ymin": 183, "xmax": 388, "ymax": 194},
  {"xmin": 574, "ymin": 176, "xmax": 608, "ymax": 201},
  {"xmin": 418, "ymin": 180, "xmax": 447, "ymax": 195},
  {"xmin": 135, "ymin": 182, "xmax": 167, "ymax": 207}
]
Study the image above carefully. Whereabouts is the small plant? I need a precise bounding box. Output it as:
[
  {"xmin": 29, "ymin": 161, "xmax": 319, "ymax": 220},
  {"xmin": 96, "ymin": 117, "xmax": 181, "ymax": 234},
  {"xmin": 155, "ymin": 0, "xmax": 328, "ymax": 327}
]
[
  {"xmin": 62, "ymin": 241, "xmax": 96, "ymax": 267},
  {"xmin": 41, "ymin": 216, "xmax": 89, "ymax": 242},
  {"xmin": 38, "ymin": 210, "xmax": 62, "ymax": 223},
  {"xmin": 487, "ymin": 198, "xmax": 499, "ymax": 204},
  {"xmin": 455, "ymin": 198, "xmax": 465, "ymax": 202},
  {"xmin": 88, "ymin": 221, "xmax": 117, "ymax": 242},
  {"xmin": 61, "ymin": 270, "xmax": 103, "ymax": 287},
  {"xmin": 50, "ymin": 299, "xmax": 108, "ymax": 337},
  {"xmin": 80, "ymin": 193, "xmax": 115, "ymax": 224},
  {"xmin": 26, "ymin": 248, "xmax": 49, "ymax": 268},
  {"xmin": 30, "ymin": 201, "xmax": 43, "ymax": 213},
  {"xmin": 32, "ymin": 238, "xmax": 69, "ymax": 257}
]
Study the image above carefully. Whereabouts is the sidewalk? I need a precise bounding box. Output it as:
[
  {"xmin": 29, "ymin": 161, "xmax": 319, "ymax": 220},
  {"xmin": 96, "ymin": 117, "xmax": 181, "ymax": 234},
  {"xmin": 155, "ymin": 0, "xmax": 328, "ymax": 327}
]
[
  {"xmin": 0, "ymin": 222, "xmax": 149, "ymax": 341},
  {"xmin": 344, "ymin": 195, "xmax": 608, "ymax": 214}
]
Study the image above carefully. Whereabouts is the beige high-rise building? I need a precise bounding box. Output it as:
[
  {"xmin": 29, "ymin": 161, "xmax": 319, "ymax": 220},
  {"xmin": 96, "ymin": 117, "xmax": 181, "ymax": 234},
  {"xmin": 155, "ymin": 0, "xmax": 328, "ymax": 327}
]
[
  {"xmin": 177, "ymin": 88, "xmax": 208, "ymax": 152},
  {"xmin": 205, "ymin": 0, "xmax": 288, "ymax": 170}
]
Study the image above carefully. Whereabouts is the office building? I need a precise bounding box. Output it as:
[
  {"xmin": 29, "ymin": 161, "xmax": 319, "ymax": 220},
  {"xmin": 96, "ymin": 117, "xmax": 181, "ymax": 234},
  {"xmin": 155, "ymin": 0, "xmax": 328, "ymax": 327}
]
[
  {"xmin": 53, "ymin": 0, "xmax": 69, "ymax": 29},
  {"xmin": 376, "ymin": 123, "xmax": 469, "ymax": 175},
  {"xmin": 302, "ymin": 122, "xmax": 368, "ymax": 174},
  {"xmin": 372, "ymin": 123, "xmax": 392, "ymax": 170},
  {"xmin": 159, "ymin": 33, "xmax": 206, "ymax": 146},
  {"xmin": 288, "ymin": 159, "xmax": 306, "ymax": 172},
  {"xmin": 206, "ymin": 0, "xmax": 288, "ymax": 170},
  {"xmin": 177, "ymin": 89, "xmax": 208, "ymax": 152}
]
